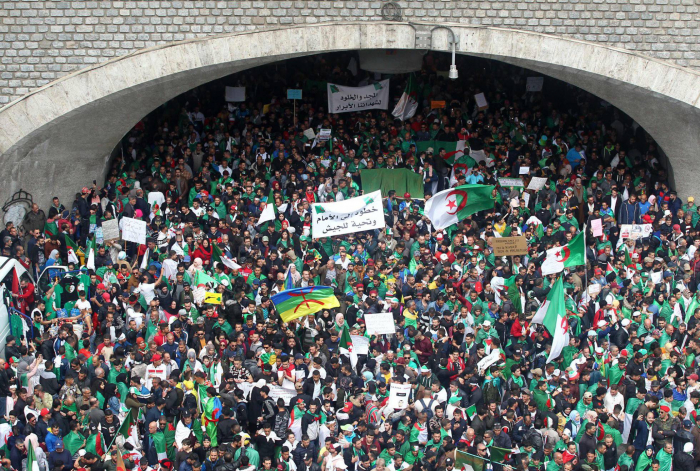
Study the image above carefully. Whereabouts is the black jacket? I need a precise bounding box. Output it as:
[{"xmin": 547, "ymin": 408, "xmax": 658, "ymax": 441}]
[{"xmin": 673, "ymin": 451, "xmax": 695, "ymax": 471}]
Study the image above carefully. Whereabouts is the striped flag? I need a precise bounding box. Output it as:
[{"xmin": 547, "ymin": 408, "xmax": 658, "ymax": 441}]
[{"xmin": 26, "ymin": 439, "xmax": 39, "ymax": 471}]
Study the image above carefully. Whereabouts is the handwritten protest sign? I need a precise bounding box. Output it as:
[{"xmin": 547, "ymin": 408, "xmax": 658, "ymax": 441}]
[
  {"xmin": 499, "ymin": 178, "xmax": 524, "ymax": 187},
  {"xmin": 327, "ymin": 80, "xmax": 390, "ymax": 114},
  {"xmin": 492, "ymin": 236, "xmax": 529, "ymax": 256},
  {"xmin": 101, "ymin": 219, "xmax": 120, "ymax": 241},
  {"xmin": 591, "ymin": 218, "xmax": 603, "ymax": 237},
  {"xmin": 311, "ymin": 190, "xmax": 385, "ymax": 239},
  {"xmin": 351, "ymin": 335, "xmax": 370, "ymax": 355},
  {"xmin": 268, "ymin": 385, "xmax": 297, "ymax": 406},
  {"xmin": 527, "ymin": 177, "xmax": 547, "ymax": 191},
  {"xmin": 121, "ymin": 217, "xmax": 147, "ymax": 245},
  {"xmin": 364, "ymin": 312, "xmax": 396, "ymax": 336}
]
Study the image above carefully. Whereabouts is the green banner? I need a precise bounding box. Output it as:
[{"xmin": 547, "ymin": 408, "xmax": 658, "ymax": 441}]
[{"xmin": 360, "ymin": 168, "xmax": 424, "ymax": 199}]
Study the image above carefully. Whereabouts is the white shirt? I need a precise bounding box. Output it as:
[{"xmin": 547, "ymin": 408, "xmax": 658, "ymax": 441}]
[{"xmin": 144, "ymin": 363, "xmax": 168, "ymax": 389}]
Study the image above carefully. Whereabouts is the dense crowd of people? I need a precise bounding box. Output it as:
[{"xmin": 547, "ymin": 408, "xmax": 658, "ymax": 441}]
[{"xmin": 3, "ymin": 53, "xmax": 700, "ymax": 471}]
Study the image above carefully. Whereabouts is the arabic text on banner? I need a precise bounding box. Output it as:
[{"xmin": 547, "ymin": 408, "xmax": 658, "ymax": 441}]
[
  {"xmin": 311, "ymin": 190, "xmax": 385, "ymax": 239},
  {"xmin": 327, "ymin": 80, "xmax": 390, "ymax": 114}
]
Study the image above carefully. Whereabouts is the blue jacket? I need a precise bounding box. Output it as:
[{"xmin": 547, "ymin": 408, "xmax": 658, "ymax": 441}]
[
  {"xmin": 633, "ymin": 420, "xmax": 653, "ymax": 450},
  {"xmin": 618, "ymin": 201, "xmax": 640, "ymax": 225}
]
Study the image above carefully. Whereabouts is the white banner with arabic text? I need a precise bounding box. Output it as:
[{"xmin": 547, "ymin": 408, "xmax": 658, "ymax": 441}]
[
  {"xmin": 311, "ymin": 190, "xmax": 385, "ymax": 239},
  {"xmin": 327, "ymin": 80, "xmax": 390, "ymax": 114}
]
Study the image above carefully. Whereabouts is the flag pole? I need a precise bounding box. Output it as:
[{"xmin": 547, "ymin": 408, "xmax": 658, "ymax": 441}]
[{"xmin": 583, "ymin": 224, "xmax": 588, "ymax": 297}]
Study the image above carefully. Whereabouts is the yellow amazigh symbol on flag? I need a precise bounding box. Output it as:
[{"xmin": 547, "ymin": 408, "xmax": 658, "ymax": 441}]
[{"xmin": 204, "ymin": 292, "xmax": 222, "ymax": 304}]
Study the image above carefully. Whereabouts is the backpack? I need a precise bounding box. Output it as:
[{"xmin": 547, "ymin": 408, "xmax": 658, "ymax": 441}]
[
  {"xmin": 482, "ymin": 381, "xmax": 501, "ymax": 404},
  {"xmin": 417, "ymin": 398, "xmax": 436, "ymax": 420},
  {"xmin": 236, "ymin": 402, "xmax": 249, "ymax": 428}
]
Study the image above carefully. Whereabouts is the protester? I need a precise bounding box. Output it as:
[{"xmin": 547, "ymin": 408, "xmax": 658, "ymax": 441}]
[{"xmin": 1, "ymin": 53, "xmax": 699, "ymax": 471}]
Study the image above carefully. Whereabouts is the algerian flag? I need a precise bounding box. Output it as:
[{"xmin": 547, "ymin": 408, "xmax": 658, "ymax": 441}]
[
  {"xmin": 211, "ymin": 243, "xmax": 241, "ymax": 270},
  {"xmin": 86, "ymin": 431, "xmax": 105, "ymax": 456},
  {"xmin": 392, "ymin": 73, "xmax": 419, "ymax": 121},
  {"xmin": 465, "ymin": 404, "xmax": 477, "ymax": 420},
  {"xmin": 441, "ymin": 140, "xmax": 468, "ymax": 166},
  {"xmin": 26, "ymin": 437, "xmax": 39, "ymax": 471},
  {"xmin": 339, "ymin": 325, "xmax": 357, "ymax": 368},
  {"xmin": 152, "ymin": 431, "xmax": 167, "ymax": 461},
  {"xmin": 531, "ymin": 276, "xmax": 570, "ymax": 363},
  {"xmin": 685, "ymin": 295, "xmax": 700, "ymax": 323},
  {"xmin": 257, "ymin": 202, "xmax": 275, "ymax": 226},
  {"xmin": 86, "ymin": 238, "xmax": 95, "ymax": 270},
  {"xmin": 424, "ymin": 184, "xmax": 495, "ymax": 230},
  {"xmin": 140, "ymin": 247, "xmax": 150, "ymax": 271},
  {"xmin": 65, "ymin": 235, "xmax": 80, "ymax": 264},
  {"xmin": 540, "ymin": 230, "xmax": 586, "ymax": 275},
  {"xmin": 116, "ymin": 410, "xmax": 136, "ymax": 441}
]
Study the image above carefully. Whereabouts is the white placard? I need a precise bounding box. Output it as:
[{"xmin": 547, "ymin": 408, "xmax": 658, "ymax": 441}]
[
  {"xmin": 327, "ymin": 79, "xmax": 390, "ymax": 114},
  {"xmin": 510, "ymin": 198, "xmax": 520, "ymax": 208},
  {"xmin": 225, "ymin": 86, "xmax": 246, "ymax": 102},
  {"xmin": 527, "ymin": 177, "xmax": 547, "ymax": 191},
  {"xmin": 363, "ymin": 312, "xmax": 396, "ymax": 336},
  {"xmin": 388, "ymin": 383, "xmax": 412, "ymax": 409},
  {"xmin": 620, "ymin": 224, "xmax": 652, "ymax": 240},
  {"xmin": 318, "ymin": 129, "xmax": 332, "ymax": 142},
  {"xmin": 351, "ymin": 335, "xmax": 369, "ymax": 355},
  {"xmin": 268, "ymin": 385, "xmax": 297, "ymax": 406},
  {"xmin": 303, "ymin": 128, "xmax": 316, "ymax": 140},
  {"xmin": 519, "ymin": 166, "xmax": 530, "ymax": 175},
  {"xmin": 193, "ymin": 286, "xmax": 206, "ymax": 304},
  {"xmin": 523, "ymin": 192, "xmax": 530, "ymax": 208},
  {"xmin": 588, "ymin": 283, "xmax": 601, "ymax": 297},
  {"xmin": 311, "ymin": 190, "xmax": 385, "ymax": 239},
  {"xmin": 474, "ymin": 93, "xmax": 488, "ymax": 109},
  {"xmin": 499, "ymin": 178, "xmax": 524, "ymax": 188},
  {"xmin": 651, "ymin": 271, "xmax": 663, "ymax": 284},
  {"xmin": 121, "ymin": 217, "xmax": 147, "ymax": 245},
  {"xmin": 526, "ymin": 77, "xmax": 544, "ymax": 92},
  {"xmin": 101, "ymin": 219, "xmax": 120, "ymax": 241},
  {"xmin": 591, "ymin": 218, "xmax": 603, "ymax": 237}
]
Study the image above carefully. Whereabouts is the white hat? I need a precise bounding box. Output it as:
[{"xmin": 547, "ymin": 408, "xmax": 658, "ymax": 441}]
[
  {"xmin": 621, "ymin": 319, "xmax": 631, "ymax": 327},
  {"xmin": 684, "ymin": 442, "xmax": 694, "ymax": 453},
  {"xmin": 597, "ymin": 320, "xmax": 607, "ymax": 328},
  {"xmin": 483, "ymin": 320, "xmax": 492, "ymax": 326},
  {"xmin": 595, "ymin": 347, "xmax": 604, "ymax": 354},
  {"xmin": 553, "ymin": 369, "xmax": 561, "ymax": 376},
  {"xmin": 632, "ymin": 311, "xmax": 641, "ymax": 317}
]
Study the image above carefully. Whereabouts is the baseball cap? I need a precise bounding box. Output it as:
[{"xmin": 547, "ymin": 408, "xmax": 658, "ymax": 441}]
[
  {"xmin": 40, "ymin": 408, "xmax": 50, "ymax": 416},
  {"xmin": 152, "ymin": 354, "xmax": 162, "ymax": 362}
]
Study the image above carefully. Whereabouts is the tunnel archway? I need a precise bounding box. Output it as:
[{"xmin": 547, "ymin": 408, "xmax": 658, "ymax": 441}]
[{"xmin": 1, "ymin": 21, "xmax": 700, "ymax": 206}]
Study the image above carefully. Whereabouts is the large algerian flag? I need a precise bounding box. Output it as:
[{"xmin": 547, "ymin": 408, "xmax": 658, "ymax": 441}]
[
  {"xmin": 26, "ymin": 437, "xmax": 39, "ymax": 471},
  {"xmin": 540, "ymin": 230, "xmax": 586, "ymax": 275},
  {"xmin": 392, "ymin": 73, "xmax": 418, "ymax": 121},
  {"xmin": 339, "ymin": 325, "xmax": 357, "ymax": 368},
  {"xmin": 531, "ymin": 276, "xmax": 570, "ymax": 363},
  {"xmin": 685, "ymin": 294, "xmax": 700, "ymax": 323},
  {"xmin": 441, "ymin": 140, "xmax": 468, "ymax": 165},
  {"xmin": 152, "ymin": 431, "xmax": 168, "ymax": 461},
  {"xmin": 424, "ymin": 184, "xmax": 495, "ymax": 230},
  {"xmin": 211, "ymin": 243, "xmax": 241, "ymax": 270},
  {"xmin": 66, "ymin": 235, "xmax": 80, "ymax": 264},
  {"xmin": 86, "ymin": 431, "xmax": 105, "ymax": 456}
]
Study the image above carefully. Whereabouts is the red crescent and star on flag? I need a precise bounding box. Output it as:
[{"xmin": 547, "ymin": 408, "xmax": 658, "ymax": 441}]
[
  {"xmin": 554, "ymin": 246, "xmax": 571, "ymax": 262},
  {"xmin": 445, "ymin": 189, "xmax": 469, "ymax": 215}
]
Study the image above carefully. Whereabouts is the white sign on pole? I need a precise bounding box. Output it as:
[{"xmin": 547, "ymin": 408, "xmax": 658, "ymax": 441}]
[
  {"xmin": 363, "ymin": 312, "xmax": 396, "ymax": 336},
  {"xmin": 527, "ymin": 177, "xmax": 547, "ymax": 191},
  {"xmin": 620, "ymin": 224, "xmax": 652, "ymax": 240},
  {"xmin": 351, "ymin": 335, "xmax": 370, "ymax": 355},
  {"xmin": 474, "ymin": 93, "xmax": 488, "ymax": 109},
  {"xmin": 387, "ymin": 383, "xmax": 412, "ymax": 409},
  {"xmin": 225, "ymin": 86, "xmax": 246, "ymax": 102},
  {"xmin": 327, "ymin": 80, "xmax": 390, "ymax": 114},
  {"xmin": 311, "ymin": 190, "xmax": 385, "ymax": 239},
  {"xmin": 101, "ymin": 219, "xmax": 120, "ymax": 241},
  {"xmin": 526, "ymin": 77, "xmax": 544, "ymax": 92},
  {"xmin": 121, "ymin": 217, "xmax": 147, "ymax": 245}
]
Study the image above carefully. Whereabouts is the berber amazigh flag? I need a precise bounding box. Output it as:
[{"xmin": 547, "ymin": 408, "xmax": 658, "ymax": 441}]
[
  {"xmin": 531, "ymin": 275, "xmax": 570, "ymax": 363},
  {"xmin": 424, "ymin": 184, "xmax": 495, "ymax": 230},
  {"xmin": 540, "ymin": 230, "xmax": 585, "ymax": 275}
]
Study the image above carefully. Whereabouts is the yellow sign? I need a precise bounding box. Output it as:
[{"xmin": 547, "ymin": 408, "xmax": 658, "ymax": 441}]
[{"xmin": 204, "ymin": 292, "xmax": 222, "ymax": 304}]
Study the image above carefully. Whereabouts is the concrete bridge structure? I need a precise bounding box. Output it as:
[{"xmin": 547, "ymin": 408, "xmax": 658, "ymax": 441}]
[{"xmin": 1, "ymin": 1, "xmax": 700, "ymax": 206}]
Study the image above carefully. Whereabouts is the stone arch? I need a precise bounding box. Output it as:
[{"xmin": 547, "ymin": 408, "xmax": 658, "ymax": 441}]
[{"xmin": 1, "ymin": 21, "xmax": 699, "ymax": 206}]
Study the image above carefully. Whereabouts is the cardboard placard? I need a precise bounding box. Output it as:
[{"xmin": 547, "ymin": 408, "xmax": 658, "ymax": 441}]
[
  {"xmin": 474, "ymin": 93, "xmax": 488, "ymax": 110},
  {"xmin": 591, "ymin": 218, "xmax": 603, "ymax": 237},
  {"xmin": 588, "ymin": 283, "xmax": 601, "ymax": 297},
  {"xmin": 351, "ymin": 335, "xmax": 369, "ymax": 355},
  {"xmin": 527, "ymin": 177, "xmax": 547, "ymax": 191},
  {"xmin": 101, "ymin": 219, "xmax": 120, "ymax": 241},
  {"xmin": 387, "ymin": 383, "xmax": 412, "ymax": 409},
  {"xmin": 492, "ymin": 236, "xmax": 529, "ymax": 256},
  {"xmin": 287, "ymin": 89, "xmax": 303, "ymax": 100}
]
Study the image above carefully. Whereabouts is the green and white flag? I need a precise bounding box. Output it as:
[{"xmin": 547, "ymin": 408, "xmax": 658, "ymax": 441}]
[
  {"xmin": 26, "ymin": 438, "xmax": 39, "ymax": 471},
  {"xmin": 152, "ymin": 431, "xmax": 167, "ymax": 461},
  {"xmin": 392, "ymin": 73, "xmax": 418, "ymax": 121},
  {"xmin": 339, "ymin": 325, "xmax": 357, "ymax": 368},
  {"xmin": 65, "ymin": 235, "xmax": 80, "ymax": 264},
  {"xmin": 541, "ymin": 230, "xmax": 586, "ymax": 275},
  {"xmin": 424, "ymin": 184, "xmax": 495, "ymax": 230},
  {"xmin": 531, "ymin": 276, "xmax": 570, "ymax": 363}
]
